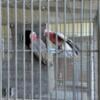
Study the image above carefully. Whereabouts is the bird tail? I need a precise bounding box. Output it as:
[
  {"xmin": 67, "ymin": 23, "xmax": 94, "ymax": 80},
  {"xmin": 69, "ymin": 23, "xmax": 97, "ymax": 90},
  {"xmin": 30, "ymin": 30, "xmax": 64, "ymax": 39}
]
[{"xmin": 66, "ymin": 39, "xmax": 80, "ymax": 55}]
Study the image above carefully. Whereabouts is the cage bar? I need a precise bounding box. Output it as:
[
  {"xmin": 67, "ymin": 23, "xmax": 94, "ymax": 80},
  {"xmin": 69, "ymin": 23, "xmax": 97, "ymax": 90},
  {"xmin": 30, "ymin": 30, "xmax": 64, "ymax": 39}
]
[
  {"xmin": 23, "ymin": 0, "xmax": 26, "ymax": 99},
  {"xmin": 39, "ymin": 0, "xmax": 42, "ymax": 99},
  {"xmin": 14, "ymin": 0, "xmax": 18, "ymax": 99},
  {"xmin": 30, "ymin": 0, "xmax": 34, "ymax": 99},
  {"xmin": 0, "ymin": 0, "xmax": 2, "ymax": 99},
  {"xmin": 0, "ymin": 0, "xmax": 99, "ymax": 100},
  {"xmin": 7, "ymin": 0, "xmax": 10, "ymax": 99}
]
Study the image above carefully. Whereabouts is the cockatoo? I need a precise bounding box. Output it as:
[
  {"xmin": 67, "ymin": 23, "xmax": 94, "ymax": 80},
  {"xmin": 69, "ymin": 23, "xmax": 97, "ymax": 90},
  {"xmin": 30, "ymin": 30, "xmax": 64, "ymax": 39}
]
[
  {"xmin": 25, "ymin": 30, "xmax": 48, "ymax": 64},
  {"xmin": 25, "ymin": 28, "xmax": 79, "ymax": 65},
  {"xmin": 44, "ymin": 29, "xmax": 80, "ymax": 57}
]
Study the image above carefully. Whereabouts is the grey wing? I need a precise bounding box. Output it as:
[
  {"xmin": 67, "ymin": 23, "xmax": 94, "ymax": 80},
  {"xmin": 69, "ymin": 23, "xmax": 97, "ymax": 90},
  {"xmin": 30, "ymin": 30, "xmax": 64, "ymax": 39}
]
[
  {"xmin": 40, "ymin": 39, "xmax": 48, "ymax": 64},
  {"xmin": 32, "ymin": 39, "xmax": 47, "ymax": 52},
  {"xmin": 31, "ymin": 39, "xmax": 48, "ymax": 64}
]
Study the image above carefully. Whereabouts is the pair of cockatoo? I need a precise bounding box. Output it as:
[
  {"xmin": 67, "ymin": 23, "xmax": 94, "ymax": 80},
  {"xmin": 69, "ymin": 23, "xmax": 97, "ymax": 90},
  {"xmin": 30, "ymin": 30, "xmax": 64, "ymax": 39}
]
[{"xmin": 25, "ymin": 29, "xmax": 79, "ymax": 64}]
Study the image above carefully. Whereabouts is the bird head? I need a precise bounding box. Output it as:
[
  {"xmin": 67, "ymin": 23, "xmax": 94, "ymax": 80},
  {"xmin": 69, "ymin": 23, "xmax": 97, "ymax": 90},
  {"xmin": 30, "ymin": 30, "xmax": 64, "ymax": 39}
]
[
  {"xmin": 43, "ymin": 29, "xmax": 52, "ymax": 37},
  {"xmin": 30, "ymin": 32, "xmax": 38, "ymax": 41}
]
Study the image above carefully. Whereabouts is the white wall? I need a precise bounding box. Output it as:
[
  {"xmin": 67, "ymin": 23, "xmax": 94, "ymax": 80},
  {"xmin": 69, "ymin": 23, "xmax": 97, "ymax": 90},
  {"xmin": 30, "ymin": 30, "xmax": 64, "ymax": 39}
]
[{"xmin": 2, "ymin": 7, "xmax": 95, "ymax": 25}]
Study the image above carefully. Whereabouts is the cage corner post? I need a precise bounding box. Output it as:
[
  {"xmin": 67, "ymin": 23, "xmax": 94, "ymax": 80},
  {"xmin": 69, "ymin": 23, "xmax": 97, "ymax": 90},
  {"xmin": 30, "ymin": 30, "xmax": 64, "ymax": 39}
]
[
  {"xmin": 0, "ymin": 0, "xmax": 2, "ymax": 99},
  {"xmin": 96, "ymin": 1, "xmax": 100, "ymax": 100},
  {"xmin": 93, "ymin": 14, "xmax": 98, "ymax": 100},
  {"xmin": 94, "ymin": 3, "xmax": 100, "ymax": 100}
]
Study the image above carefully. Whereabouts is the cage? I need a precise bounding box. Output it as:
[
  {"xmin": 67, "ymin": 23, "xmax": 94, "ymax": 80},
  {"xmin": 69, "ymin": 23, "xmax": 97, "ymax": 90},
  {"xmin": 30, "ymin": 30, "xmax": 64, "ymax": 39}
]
[{"xmin": 0, "ymin": 0, "xmax": 99, "ymax": 100}]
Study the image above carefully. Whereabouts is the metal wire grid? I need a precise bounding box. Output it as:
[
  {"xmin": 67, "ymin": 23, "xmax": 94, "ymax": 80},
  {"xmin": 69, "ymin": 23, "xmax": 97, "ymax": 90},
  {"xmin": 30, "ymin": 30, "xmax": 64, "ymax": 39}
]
[
  {"xmin": 0, "ymin": 0, "xmax": 99, "ymax": 100},
  {"xmin": 0, "ymin": 0, "xmax": 2, "ymax": 99}
]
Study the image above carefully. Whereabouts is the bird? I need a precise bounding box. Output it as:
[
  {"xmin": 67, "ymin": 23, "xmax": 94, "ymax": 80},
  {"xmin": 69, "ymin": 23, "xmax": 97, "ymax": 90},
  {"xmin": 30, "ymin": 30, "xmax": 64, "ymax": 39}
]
[
  {"xmin": 25, "ymin": 30, "xmax": 48, "ymax": 65},
  {"xmin": 25, "ymin": 28, "xmax": 80, "ymax": 65},
  {"xmin": 44, "ymin": 29, "xmax": 80, "ymax": 57}
]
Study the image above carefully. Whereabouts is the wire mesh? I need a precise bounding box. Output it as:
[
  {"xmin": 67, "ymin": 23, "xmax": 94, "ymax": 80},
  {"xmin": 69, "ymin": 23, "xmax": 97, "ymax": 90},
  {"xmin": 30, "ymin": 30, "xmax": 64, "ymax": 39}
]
[{"xmin": 0, "ymin": 0, "xmax": 99, "ymax": 100}]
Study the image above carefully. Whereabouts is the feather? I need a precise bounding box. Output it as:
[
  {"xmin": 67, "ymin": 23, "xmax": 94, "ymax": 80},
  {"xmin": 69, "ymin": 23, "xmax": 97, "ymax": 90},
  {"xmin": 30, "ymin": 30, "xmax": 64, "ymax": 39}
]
[
  {"xmin": 44, "ymin": 30, "xmax": 80, "ymax": 57},
  {"xmin": 25, "ymin": 30, "xmax": 48, "ymax": 65}
]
